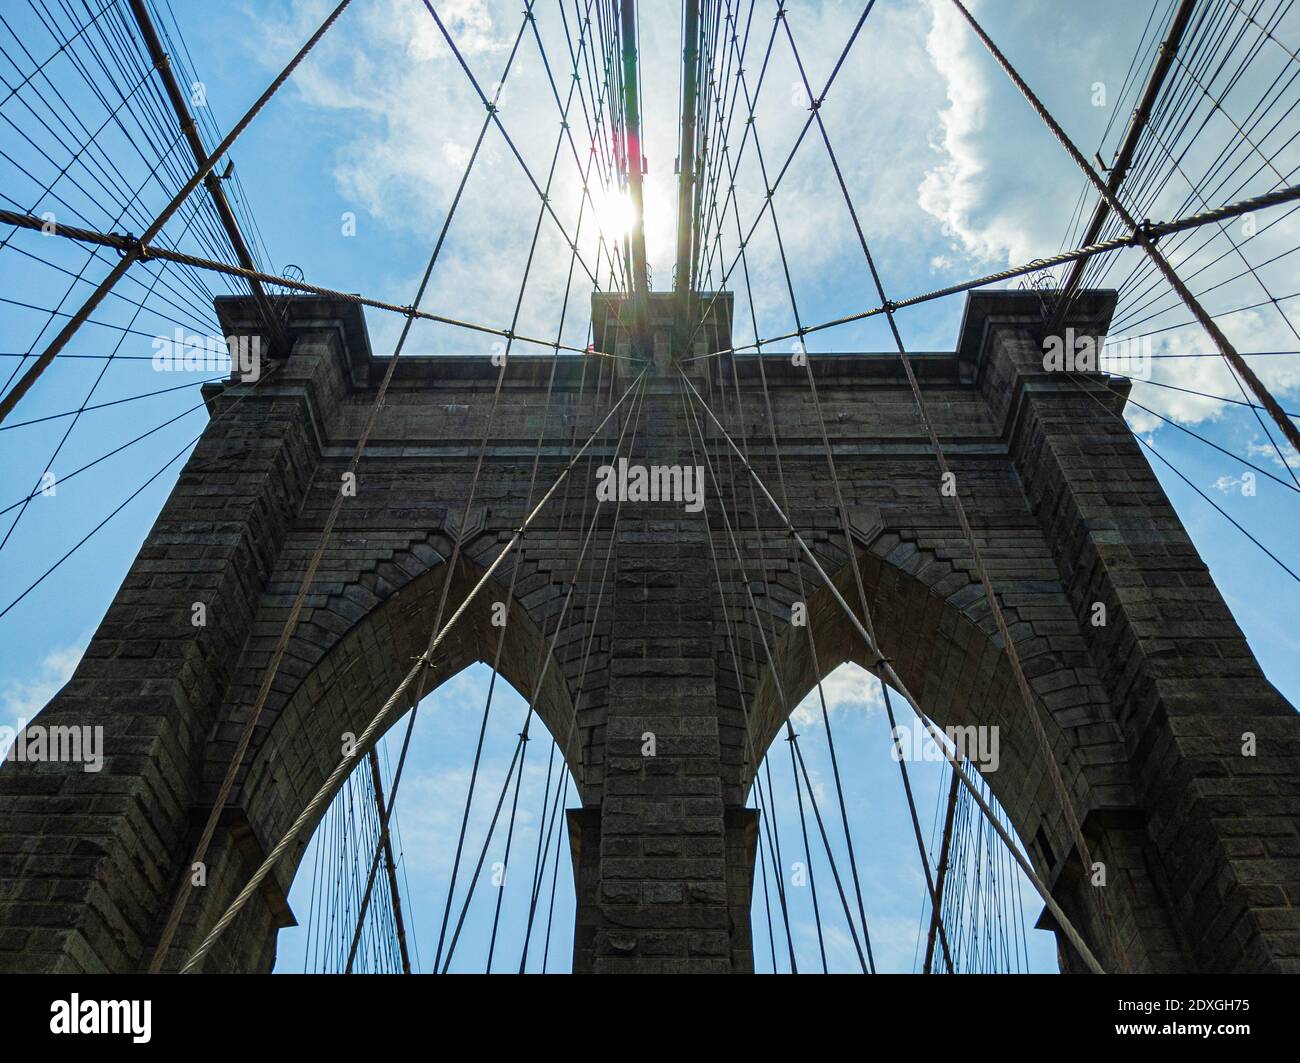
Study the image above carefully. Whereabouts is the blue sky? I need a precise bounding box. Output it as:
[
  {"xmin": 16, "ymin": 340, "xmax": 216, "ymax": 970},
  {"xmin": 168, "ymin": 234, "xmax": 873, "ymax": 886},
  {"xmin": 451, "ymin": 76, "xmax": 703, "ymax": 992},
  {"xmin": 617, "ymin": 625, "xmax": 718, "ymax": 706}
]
[{"xmin": 1, "ymin": 0, "xmax": 1297, "ymax": 973}]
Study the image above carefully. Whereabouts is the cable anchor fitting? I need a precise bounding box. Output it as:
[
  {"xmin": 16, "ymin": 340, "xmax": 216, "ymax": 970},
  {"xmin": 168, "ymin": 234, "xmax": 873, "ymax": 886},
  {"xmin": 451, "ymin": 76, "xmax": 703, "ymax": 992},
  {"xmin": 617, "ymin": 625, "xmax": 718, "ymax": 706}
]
[{"xmin": 122, "ymin": 233, "xmax": 152, "ymax": 262}]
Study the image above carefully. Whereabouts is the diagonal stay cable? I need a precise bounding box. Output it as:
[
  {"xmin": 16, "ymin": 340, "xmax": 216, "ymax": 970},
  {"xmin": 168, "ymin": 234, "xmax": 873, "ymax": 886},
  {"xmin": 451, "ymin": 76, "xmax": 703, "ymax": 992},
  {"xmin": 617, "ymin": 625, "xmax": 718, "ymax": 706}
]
[
  {"xmin": 437, "ymin": 373, "xmax": 648, "ymax": 973},
  {"xmin": 693, "ymin": 167, "xmax": 881, "ymax": 970},
  {"xmin": 704, "ymin": 7, "xmax": 951, "ymax": 971},
  {"xmin": 1119, "ymin": 371, "xmax": 1300, "ymax": 418},
  {"xmin": 0, "ymin": 0, "xmax": 117, "ymax": 108},
  {"xmin": 0, "ymin": 397, "xmax": 210, "ymax": 518},
  {"xmin": 691, "ymin": 64, "xmax": 856, "ymax": 968},
  {"xmin": 516, "ymin": 348, "xmax": 657, "ymax": 973},
  {"xmin": 179, "ymin": 363, "xmax": 648, "ymax": 974},
  {"xmin": 517, "ymin": 734, "xmax": 563, "ymax": 971},
  {"xmin": 678, "ymin": 367, "xmax": 1108, "ymax": 974},
  {"xmin": 1082, "ymin": 374, "xmax": 1300, "ymax": 495},
  {"xmin": 1063, "ymin": 369, "xmax": 1300, "ymax": 584},
  {"xmin": 0, "ymin": 362, "xmax": 288, "ymax": 617},
  {"xmin": 677, "ymin": 0, "xmax": 879, "ymax": 361},
  {"xmin": 1133, "ymin": 117, "xmax": 1300, "ymax": 488},
  {"xmin": 484, "ymin": 717, "xmax": 530, "ymax": 973},
  {"xmin": 342, "ymin": 13, "xmax": 620, "ymax": 970},
  {"xmin": 690, "ymin": 56, "xmax": 838, "ymax": 970},
  {"xmin": 948, "ymin": 0, "xmax": 1300, "ymax": 465},
  {"xmin": 0, "ymin": 0, "xmax": 354, "ymax": 424},
  {"xmin": 150, "ymin": 0, "xmax": 573, "ymax": 969},
  {"xmin": 420, "ymin": 0, "xmax": 602, "ymax": 289},
  {"xmin": 697, "ymin": 18, "xmax": 881, "ymax": 966},
  {"xmin": 679, "ymin": 183, "xmax": 1300, "ymax": 363},
  {"xmin": 778, "ymin": 0, "xmax": 1127, "ymax": 970},
  {"xmin": 786, "ymin": 728, "xmax": 828, "ymax": 972},
  {"xmin": 677, "ymin": 372, "xmax": 872, "ymax": 972},
  {"xmin": 0, "ymin": 426, "xmax": 194, "ymax": 620},
  {"xmin": 1, "ymin": 188, "xmax": 213, "ymax": 554},
  {"xmin": 427, "ymin": 19, "xmax": 634, "ymax": 971},
  {"xmin": 526, "ymin": 0, "xmax": 630, "ymax": 297},
  {"xmin": 678, "ymin": 360, "xmax": 803, "ymax": 973},
  {"xmin": 0, "ymin": 208, "xmax": 621, "ymax": 359},
  {"xmin": 0, "ymin": 374, "xmax": 224, "ymax": 433},
  {"xmin": 539, "ymin": 772, "xmax": 571, "ymax": 971}
]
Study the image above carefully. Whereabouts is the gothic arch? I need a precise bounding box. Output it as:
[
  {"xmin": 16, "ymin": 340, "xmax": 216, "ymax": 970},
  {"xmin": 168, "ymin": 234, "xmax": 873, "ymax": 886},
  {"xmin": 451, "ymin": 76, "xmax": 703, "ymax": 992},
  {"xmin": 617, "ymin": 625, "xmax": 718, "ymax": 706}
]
[
  {"xmin": 174, "ymin": 528, "xmax": 586, "ymax": 972},
  {"xmin": 732, "ymin": 522, "xmax": 1173, "ymax": 972},
  {"xmin": 746, "ymin": 529, "xmax": 1128, "ymax": 876},
  {"xmin": 4, "ymin": 292, "xmax": 1296, "ymax": 975},
  {"xmin": 238, "ymin": 547, "xmax": 581, "ymax": 907}
]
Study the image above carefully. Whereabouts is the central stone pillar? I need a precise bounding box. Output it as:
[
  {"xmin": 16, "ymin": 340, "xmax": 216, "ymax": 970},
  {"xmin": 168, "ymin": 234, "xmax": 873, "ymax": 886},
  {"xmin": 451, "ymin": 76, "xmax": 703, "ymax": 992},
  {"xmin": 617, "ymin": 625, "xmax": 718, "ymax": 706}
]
[{"xmin": 570, "ymin": 294, "xmax": 757, "ymax": 973}]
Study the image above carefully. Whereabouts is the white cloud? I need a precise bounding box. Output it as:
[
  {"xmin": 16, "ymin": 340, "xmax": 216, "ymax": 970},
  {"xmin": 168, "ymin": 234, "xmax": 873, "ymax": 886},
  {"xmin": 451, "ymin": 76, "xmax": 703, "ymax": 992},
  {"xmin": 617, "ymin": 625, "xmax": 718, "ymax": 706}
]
[
  {"xmin": 247, "ymin": 0, "xmax": 637, "ymax": 355},
  {"xmin": 915, "ymin": 0, "xmax": 1041, "ymax": 268},
  {"xmin": 1246, "ymin": 438, "xmax": 1300, "ymax": 469},
  {"xmin": 1121, "ymin": 304, "xmax": 1300, "ymax": 434},
  {"xmin": 1, "ymin": 639, "xmax": 86, "ymax": 727},
  {"xmin": 790, "ymin": 661, "xmax": 885, "ymax": 727},
  {"xmin": 1211, "ymin": 473, "xmax": 1251, "ymax": 494}
]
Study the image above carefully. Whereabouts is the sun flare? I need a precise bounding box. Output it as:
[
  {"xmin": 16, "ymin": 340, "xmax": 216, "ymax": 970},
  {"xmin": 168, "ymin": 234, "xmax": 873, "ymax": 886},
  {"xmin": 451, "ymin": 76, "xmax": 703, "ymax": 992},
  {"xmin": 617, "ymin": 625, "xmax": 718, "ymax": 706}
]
[{"xmin": 592, "ymin": 188, "xmax": 638, "ymax": 240}]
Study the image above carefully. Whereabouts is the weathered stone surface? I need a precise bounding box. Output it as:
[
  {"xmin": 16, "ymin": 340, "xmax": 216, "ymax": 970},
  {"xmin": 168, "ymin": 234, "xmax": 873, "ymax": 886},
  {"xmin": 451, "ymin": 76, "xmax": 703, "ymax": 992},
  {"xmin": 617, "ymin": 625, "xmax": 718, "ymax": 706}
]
[{"xmin": 0, "ymin": 290, "xmax": 1295, "ymax": 974}]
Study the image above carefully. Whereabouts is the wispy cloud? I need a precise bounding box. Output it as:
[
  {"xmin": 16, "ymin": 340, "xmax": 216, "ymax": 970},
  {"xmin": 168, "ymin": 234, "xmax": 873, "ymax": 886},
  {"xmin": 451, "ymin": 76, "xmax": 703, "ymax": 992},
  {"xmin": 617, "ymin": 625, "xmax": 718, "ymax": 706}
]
[
  {"xmin": 790, "ymin": 662, "xmax": 885, "ymax": 727},
  {"xmin": 1, "ymin": 639, "xmax": 86, "ymax": 726}
]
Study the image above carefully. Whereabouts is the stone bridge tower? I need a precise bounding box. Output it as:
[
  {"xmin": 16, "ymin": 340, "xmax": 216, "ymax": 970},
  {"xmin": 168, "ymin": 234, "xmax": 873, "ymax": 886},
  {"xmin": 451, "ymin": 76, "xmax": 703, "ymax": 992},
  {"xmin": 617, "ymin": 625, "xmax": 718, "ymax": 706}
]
[{"xmin": 1, "ymin": 289, "xmax": 1297, "ymax": 974}]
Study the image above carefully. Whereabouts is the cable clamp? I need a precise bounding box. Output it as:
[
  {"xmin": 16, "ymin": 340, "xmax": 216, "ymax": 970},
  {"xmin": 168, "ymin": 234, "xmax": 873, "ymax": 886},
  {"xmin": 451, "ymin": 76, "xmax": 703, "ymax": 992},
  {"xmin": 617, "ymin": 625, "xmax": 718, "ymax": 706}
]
[
  {"xmin": 135, "ymin": 235, "xmax": 153, "ymax": 262},
  {"xmin": 871, "ymin": 655, "xmax": 893, "ymax": 671}
]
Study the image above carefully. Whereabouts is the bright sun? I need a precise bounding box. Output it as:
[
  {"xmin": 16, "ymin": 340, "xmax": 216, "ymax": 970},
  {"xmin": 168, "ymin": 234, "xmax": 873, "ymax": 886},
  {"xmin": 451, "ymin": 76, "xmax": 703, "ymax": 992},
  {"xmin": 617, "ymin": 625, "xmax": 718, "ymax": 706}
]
[{"xmin": 592, "ymin": 188, "xmax": 638, "ymax": 239}]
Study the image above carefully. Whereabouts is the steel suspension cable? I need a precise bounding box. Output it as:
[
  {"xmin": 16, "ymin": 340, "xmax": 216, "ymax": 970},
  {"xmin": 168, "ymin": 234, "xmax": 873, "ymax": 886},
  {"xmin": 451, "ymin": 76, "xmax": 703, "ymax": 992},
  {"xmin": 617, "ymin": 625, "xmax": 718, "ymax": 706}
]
[
  {"xmin": 678, "ymin": 375, "xmax": 872, "ymax": 971},
  {"xmin": 677, "ymin": 369, "xmax": 1108, "ymax": 974},
  {"xmin": 437, "ymin": 374, "xmax": 648, "ymax": 973},
  {"xmin": 949, "ymin": 0, "xmax": 1300, "ymax": 461},
  {"xmin": 678, "ymin": 367, "xmax": 803, "ymax": 973},
  {"xmin": 0, "ymin": 0, "xmax": 354, "ymax": 424},
  {"xmin": 781, "ymin": 3, "xmax": 1134, "ymax": 968},
  {"xmin": 341, "ymin": 5, "xmax": 613, "ymax": 972},
  {"xmin": 696, "ymin": 20, "xmax": 880, "ymax": 968},
  {"xmin": 179, "ymin": 364, "xmax": 648, "ymax": 973},
  {"xmin": 707, "ymin": 8, "xmax": 957, "ymax": 972}
]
